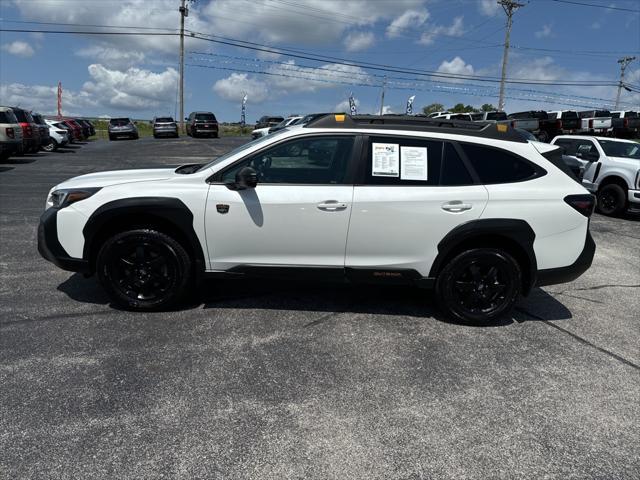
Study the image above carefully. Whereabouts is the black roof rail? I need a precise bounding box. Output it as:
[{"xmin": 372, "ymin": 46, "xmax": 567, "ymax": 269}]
[{"xmin": 304, "ymin": 114, "xmax": 527, "ymax": 143}]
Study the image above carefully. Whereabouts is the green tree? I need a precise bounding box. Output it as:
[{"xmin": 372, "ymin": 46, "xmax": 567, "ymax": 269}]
[
  {"xmin": 481, "ymin": 103, "xmax": 497, "ymax": 112},
  {"xmin": 450, "ymin": 103, "xmax": 478, "ymax": 113},
  {"xmin": 422, "ymin": 103, "xmax": 445, "ymax": 115}
]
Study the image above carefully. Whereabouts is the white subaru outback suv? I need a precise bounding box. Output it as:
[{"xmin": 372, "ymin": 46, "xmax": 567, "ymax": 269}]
[{"xmin": 39, "ymin": 114, "xmax": 596, "ymax": 323}]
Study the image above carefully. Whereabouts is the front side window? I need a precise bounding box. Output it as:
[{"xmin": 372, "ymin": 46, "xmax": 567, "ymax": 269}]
[
  {"xmin": 597, "ymin": 140, "xmax": 640, "ymax": 159},
  {"xmin": 574, "ymin": 140, "xmax": 598, "ymax": 157},
  {"xmin": 220, "ymin": 136, "xmax": 355, "ymax": 185},
  {"xmin": 461, "ymin": 143, "xmax": 540, "ymax": 184},
  {"xmin": 554, "ymin": 139, "xmax": 576, "ymax": 155}
]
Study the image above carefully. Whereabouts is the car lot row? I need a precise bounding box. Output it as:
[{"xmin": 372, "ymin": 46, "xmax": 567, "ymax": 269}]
[
  {"xmin": 428, "ymin": 109, "xmax": 640, "ymax": 142},
  {"xmin": 0, "ymin": 105, "xmax": 96, "ymax": 160}
]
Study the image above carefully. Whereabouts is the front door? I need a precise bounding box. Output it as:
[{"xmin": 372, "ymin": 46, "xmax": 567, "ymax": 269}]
[{"xmin": 205, "ymin": 135, "xmax": 357, "ymax": 271}]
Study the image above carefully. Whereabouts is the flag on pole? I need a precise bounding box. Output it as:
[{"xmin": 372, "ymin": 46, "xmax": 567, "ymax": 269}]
[
  {"xmin": 57, "ymin": 82, "xmax": 63, "ymax": 119},
  {"xmin": 348, "ymin": 92, "xmax": 357, "ymax": 115},
  {"xmin": 406, "ymin": 95, "xmax": 415, "ymax": 115},
  {"xmin": 241, "ymin": 93, "xmax": 247, "ymax": 125}
]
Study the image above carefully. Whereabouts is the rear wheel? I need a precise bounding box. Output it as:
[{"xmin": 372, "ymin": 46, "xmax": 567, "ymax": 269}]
[
  {"xmin": 436, "ymin": 248, "xmax": 521, "ymax": 324},
  {"xmin": 42, "ymin": 138, "xmax": 58, "ymax": 152},
  {"xmin": 96, "ymin": 229, "xmax": 192, "ymax": 310},
  {"xmin": 597, "ymin": 184, "xmax": 626, "ymax": 216}
]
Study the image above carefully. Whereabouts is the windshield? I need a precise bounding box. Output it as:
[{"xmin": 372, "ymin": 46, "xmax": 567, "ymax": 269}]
[
  {"xmin": 598, "ymin": 140, "xmax": 640, "ymax": 159},
  {"xmin": 195, "ymin": 113, "xmax": 216, "ymax": 121},
  {"xmin": 195, "ymin": 131, "xmax": 288, "ymax": 173},
  {"xmin": 486, "ymin": 112, "xmax": 507, "ymax": 121}
]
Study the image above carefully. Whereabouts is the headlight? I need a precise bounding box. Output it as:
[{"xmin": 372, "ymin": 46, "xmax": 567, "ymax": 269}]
[{"xmin": 47, "ymin": 188, "xmax": 101, "ymax": 209}]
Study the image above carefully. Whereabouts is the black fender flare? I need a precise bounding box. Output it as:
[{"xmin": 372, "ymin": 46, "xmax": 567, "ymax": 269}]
[
  {"xmin": 428, "ymin": 218, "xmax": 538, "ymax": 295},
  {"xmin": 82, "ymin": 197, "xmax": 206, "ymax": 275}
]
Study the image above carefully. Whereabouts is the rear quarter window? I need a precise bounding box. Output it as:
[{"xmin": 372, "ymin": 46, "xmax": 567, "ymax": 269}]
[{"xmin": 460, "ymin": 143, "xmax": 544, "ymax": 184}]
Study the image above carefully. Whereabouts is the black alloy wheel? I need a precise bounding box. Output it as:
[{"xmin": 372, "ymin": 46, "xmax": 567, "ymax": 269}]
[
  {"xmin": 96, "ymin": 229, "xmax": 192, "ymax": 310},
  {"xmin": 597, "ymin": 184, "xmax": 626, "ymax": 216},
  {"xmin": 436, "ymin": 248, "xmax": 521, "ymax": 324},
  {"xmin": 42, "ymin": 138, "xmax": 57, "ymax": 152}
]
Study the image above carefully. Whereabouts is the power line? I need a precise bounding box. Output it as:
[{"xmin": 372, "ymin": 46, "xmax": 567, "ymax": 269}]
[
  {"xmin": 548, "ymin": 0, "xmax": 640, "ymax": 13},
  {"xmin": 0, "ymin": 27, "xmax": 627, "ymax": 87}
]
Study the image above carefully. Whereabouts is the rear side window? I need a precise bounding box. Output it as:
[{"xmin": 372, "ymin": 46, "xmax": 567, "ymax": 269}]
[
  {"xmin": 365, "ymin": 136, "xmax": 443, "ymax": 186},
  {"xmin": 440, "ymin": 143, "xmax": 473, "ymax": 186},
  {"xmin": 461, "ymin": 144, "xmax": 541, "ymax": 184}
]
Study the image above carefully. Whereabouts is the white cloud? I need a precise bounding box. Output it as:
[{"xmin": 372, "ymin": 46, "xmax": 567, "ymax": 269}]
[
  {"xmin": 419, "ymin": 16, "xmax": 464, "ymax": 45},
  {"xmin": 344, "ymin": 31, "xmax": 375, "ymax": 52},
  {"xmin": 479, "ymin": 0, "xmax": 500, "ymax": 16},
  {"xmin": 386, "ymin": 9, "xmax": 430, "ymax": 38},
  {"xmin": 437, "ymin": 56, "xmax": 475, "ymax": 77},
  {"xmin": 1, "ymin": 41, "xmax": 35, "ymax": 58},
  {"xmin": 76, "ymin": 45, "xmax": 145, "ymax": 69},
  {"xmin": 267, "ymin": 61, "xmax": 372, "ymax": 93},
  {"xmin": 81, "ymin": 64, "xmax": 179, "ymax": 110},
  {"xmin": 213, "ymin": 73, "xmax": 269, "ymax": 104},
  {"xmin": 200, "ymin": 0, "xmax": 429, "ymax": 45},
  {"xmin": 535, "ymin": 24, "xmax": 553, "ymax": 38},
  {"xmin": 381, "ymin": 105, "xmax": 394, "ymax": 115},
  {"xmin": 0, "ymin": 83, "xmax": 96, "ymax": 116}
]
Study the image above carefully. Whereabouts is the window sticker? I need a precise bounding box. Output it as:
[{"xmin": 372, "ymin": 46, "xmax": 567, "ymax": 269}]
[
  {"xmin": 372, "ymin": 143, "xmax": 399, "ymax": 177},
  {"xmin": 400, "ymin": 146, "xmax": 428, "ymax": 181}
]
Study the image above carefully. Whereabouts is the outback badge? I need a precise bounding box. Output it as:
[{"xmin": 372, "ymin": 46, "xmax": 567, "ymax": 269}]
[{"xmin": 216, "ymin": 204, "xmax": 230, "ymax": 214}]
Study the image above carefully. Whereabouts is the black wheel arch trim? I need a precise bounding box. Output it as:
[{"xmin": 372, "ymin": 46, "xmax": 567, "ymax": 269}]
[
  {"xmin": 82, "ymin": 197, "xmax": 206, "ymax": 276},
  {"xmin": 428, "ymin": 218, "xmax": 538, "ymax": 295}
]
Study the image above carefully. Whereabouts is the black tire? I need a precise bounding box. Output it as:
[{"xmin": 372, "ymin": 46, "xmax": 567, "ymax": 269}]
[
  {"xmin": 435, "ymin": 248, "xmax": 521, "ymax": 324},
  {"xmin": 597, "ymin": 183, "xmax": 626, "ymax": 216},
  {"xmin": 42, "ymin": 138, "xmax": 58, "ymax": 152},
  {"xmin": 96, "ymin": 229, "xmax": 192, "ymax": 311},
  {"xmin": 109, "ymin": 135, "xmax": 115, "ymax": 141},
  {"xmin": 153, "ymin": 133, "xmax": 158, "ymax": 139},
  {"xmin": 133, "ymin": 134, "xmax": 139, "ymax": 140}
]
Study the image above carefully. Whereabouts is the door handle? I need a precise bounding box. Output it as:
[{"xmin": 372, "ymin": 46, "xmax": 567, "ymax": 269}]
[
  {"xmin": 442, "ymin": 201, "xmax": 472, "ymax": 213},
  {"xmin": 317, "ymin": 201, "xmax": 347, "ymax": 211}
]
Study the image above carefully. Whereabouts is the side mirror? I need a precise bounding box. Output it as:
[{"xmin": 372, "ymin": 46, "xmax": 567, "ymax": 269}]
[
  {"xmin": 185, "ymin": 117, "xmax": 189, "ymax": 121},
  {"xmin": 225, "ymin": 166, "xmax": 258, "ymax": 190}
]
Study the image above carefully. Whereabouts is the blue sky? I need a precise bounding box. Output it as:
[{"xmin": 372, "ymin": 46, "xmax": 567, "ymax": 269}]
[{"xmin": 1, "ymin": 0, "xmax": 639, "ymax": 121}]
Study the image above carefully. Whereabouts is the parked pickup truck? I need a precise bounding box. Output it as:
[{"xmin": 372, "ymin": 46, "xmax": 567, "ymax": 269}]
[
  {"xmin": 610, "ymin": 111, "xmax": 640, "ymax": 138},
  {"xmin": 578, "ymin": 110, "xmax": 612, "ymax": 135},
  {"xmin": 431, "ymin": 112, "xmax": 473, "ymax": 121},
  {"xmin": 472, "ymin": 111, "xmax": 509, "ymax": 123},
  {"xmin": 547, "ymin": 110, "xmax": 581, "ymax": 138},
  {"xmin": 507, "ymin": 111, "xmax": 540, "ymax": 134},
  {"xmin": 551, "ymin": 135, "xmax": 640, "ymax": 215}
]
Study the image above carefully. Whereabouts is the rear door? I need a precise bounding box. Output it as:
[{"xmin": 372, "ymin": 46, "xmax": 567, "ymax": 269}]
[{"xmin": 345, "ymin": 135, "xmax": 488, "ymax": 278}]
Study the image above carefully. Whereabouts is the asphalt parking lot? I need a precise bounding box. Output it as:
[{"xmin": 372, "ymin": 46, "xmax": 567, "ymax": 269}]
[{"xmin": 1, "ymin": 137, "xmax": 639, "ymax": 479}]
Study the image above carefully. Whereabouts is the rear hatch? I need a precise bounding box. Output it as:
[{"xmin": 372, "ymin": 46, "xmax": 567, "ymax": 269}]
[{"xmin": 194, "ymin": 113, "xmax": 218, "ymax": 129}]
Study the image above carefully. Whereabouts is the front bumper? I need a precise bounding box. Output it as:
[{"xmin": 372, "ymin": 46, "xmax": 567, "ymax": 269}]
[
  {"xmin": 536, "ymin": 230, "xmax": 595, "ymax": 287},
  {"xmin": 38, "ymin": 207, "xmax": 90, "ymax": 273}
]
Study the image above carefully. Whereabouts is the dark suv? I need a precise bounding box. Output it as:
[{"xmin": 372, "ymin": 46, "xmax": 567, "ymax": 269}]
[
  {"xmin": 11, "ymin": 107, "xmax": 40, "ymax": 154},
  {"xmin": 186, "ymin": 112, "xmax": 218, "ymax": 138}
]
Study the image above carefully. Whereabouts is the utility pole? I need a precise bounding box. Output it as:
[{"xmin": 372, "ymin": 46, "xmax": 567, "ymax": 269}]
[
  {"xmin": 179, "ymin": 0, "xmax": 188, "ymax": 134},
  {"xmin": 615, "ymin": 56, "xmax": 635, "ymax": 110},
  {"xmin": 379, "ymin": 76, "xmax": 387, "ymax": 115},
  {"xmin": 497, "ymin": 0, "xmax": 524, "ymax": 112}
]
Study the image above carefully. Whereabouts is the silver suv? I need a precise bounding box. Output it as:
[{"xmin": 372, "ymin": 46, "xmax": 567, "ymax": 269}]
[
  {"xmin": 108, "ymin": 118, "xmax": 138, "ymax": 141},
  {"xmin": 0, "ymin": 106, "xmax": 23, "ymax": 161}
]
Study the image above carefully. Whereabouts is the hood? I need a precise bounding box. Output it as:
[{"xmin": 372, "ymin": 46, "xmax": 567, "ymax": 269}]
[{"xmin": 54, "ymin": 168, "xmax": 175, "ymax": 190}]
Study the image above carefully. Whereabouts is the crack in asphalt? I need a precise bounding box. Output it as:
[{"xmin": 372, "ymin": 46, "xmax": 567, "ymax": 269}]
[
  {"xmin": 0, "ymin": 309, "xmax": 115, "ymax": 327},
  {"xmin": 546, "ymin": 283, "xmax": 640, "ymax": 297},
  {"xmin": 515, "ymin": 307, "xmax": 640, "ymax": 372},
  {"xmin": 304, "ymin": 311, "xmax": 344, "ymax": 328}
]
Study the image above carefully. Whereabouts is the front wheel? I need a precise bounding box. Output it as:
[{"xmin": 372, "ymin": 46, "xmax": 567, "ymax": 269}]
[
  {"xmin": 597, "ymin": 184, "xmax": 626, "ymax": 216},
  {"xmin": 435, "ymin": 248, "xmax": 521, "ymax": 324},
  {"xmin": 96, "ymin": 229, "xmax": 192, "ymax": 310}
]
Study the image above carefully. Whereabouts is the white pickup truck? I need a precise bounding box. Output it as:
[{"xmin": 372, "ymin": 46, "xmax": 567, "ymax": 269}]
[
  {"xmin": 551, "ymin": 135, "xmax": 640, "ymax": 215},
  {"xmin": 578, "ymin": 110, "xmax": 613, "ymax": 135}
]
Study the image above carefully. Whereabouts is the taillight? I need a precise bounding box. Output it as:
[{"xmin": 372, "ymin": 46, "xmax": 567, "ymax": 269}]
[
  {"xmin": 565, "ymin": 194, "xmax": 596, "ymax": 217},
  {"xmin": 588, "ymin": 119, "xmax": 594, "ymax": 129},
  {"xmin": 25, "ymin": 125, "xmax": 32, "ymax": 137},
  {"xmin": 556, "ymin": 119, "xmax": 562, "ymax": 129},
  {"xmin": 624, "ymin": 118, "xmax": 629, "ymax": 128},
  {"xmin": 6, "ymin": 127, "xmax": 14, "ymax": 139},
  {"xmin": 510, "ymin": 120, "xmax": 516, "ymax": 128}
]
